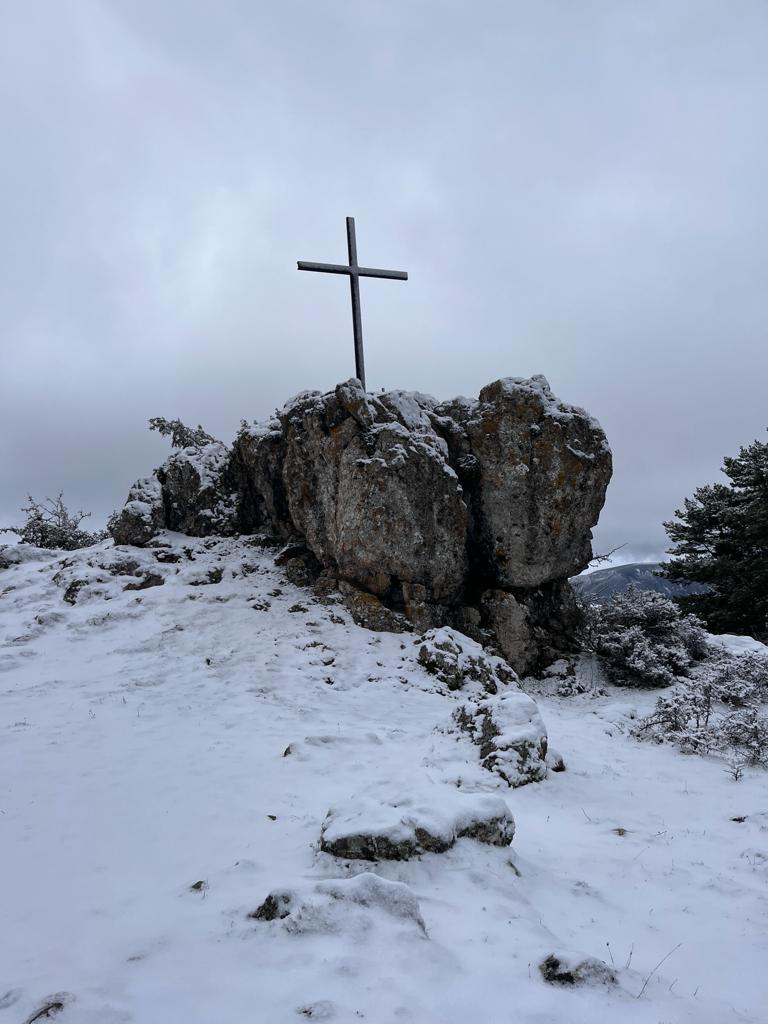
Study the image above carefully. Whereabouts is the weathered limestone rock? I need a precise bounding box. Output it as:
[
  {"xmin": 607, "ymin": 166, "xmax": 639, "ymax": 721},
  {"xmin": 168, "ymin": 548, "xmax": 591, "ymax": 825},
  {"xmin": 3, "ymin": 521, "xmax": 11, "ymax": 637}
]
[
  {"xmin": 156, "ymin": 442, "xmax": 236, "ymax": 537},
  {"xmin": 450, "ymin": 375, "xmax": 612, "ymax": 588},
  {"xmin": 111, "ymin": 443, "xmax": 236, "ymax": 547},
  {"xmin": 268, "ymin": 382, "xmax": 468, "ymax": 605},
  {"xmin": 110, "ymin": 374, "xmax": 611, "ymax": 670},
  {"xmin": 231, "ymin": 420, "xmax": 290, "ymax": 537},
  {"xmin": 481, "ymin": 590, "xmax": 533, "ymax": 674}
]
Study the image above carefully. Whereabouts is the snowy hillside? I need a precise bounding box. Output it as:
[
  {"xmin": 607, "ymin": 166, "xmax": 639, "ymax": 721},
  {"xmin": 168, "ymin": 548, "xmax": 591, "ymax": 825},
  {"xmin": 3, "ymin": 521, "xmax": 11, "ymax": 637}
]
[{"xmin": 1, "ymin": 535, "xmax": 767, "ymax": 1023}]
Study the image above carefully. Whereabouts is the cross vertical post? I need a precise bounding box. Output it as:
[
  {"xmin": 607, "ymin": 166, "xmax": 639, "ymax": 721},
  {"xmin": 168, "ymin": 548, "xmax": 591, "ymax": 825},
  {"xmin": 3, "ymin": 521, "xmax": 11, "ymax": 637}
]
[
  {"xmin": 297, "ymin": 218, "xmax": 408, "ymax": 392},
  {"xmin": 346, "ymin": 217, "xmax": 366, "ymax": 390}
]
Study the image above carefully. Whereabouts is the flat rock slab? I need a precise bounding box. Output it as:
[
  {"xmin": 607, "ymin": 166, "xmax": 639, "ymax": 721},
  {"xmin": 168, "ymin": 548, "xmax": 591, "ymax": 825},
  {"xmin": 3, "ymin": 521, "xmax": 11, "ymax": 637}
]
[{"xmin": 320, "ymin": 789, "xmax": 515, "ymax": 860}]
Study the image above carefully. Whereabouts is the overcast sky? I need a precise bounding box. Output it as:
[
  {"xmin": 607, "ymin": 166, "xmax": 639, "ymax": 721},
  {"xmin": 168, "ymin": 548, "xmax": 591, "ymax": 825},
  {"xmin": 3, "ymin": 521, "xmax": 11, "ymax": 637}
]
[{"xmin": 1, "ymin": 1, "xmax": 766, "ymax": 561}]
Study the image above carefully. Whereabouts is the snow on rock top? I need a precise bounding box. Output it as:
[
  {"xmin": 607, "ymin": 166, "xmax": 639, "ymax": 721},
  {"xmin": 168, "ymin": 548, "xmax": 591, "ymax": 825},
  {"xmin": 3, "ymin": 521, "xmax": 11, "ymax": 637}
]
[{"xmin": 319, "ymin": 787, "xmax": 515, "ymax": 860}]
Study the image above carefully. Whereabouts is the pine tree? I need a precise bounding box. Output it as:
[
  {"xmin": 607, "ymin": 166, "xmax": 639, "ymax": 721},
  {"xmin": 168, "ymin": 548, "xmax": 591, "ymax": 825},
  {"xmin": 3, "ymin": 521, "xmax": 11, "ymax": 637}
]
[{"xmin": 662, "ymin": 433, "xmax": 768, "ymax": 641}]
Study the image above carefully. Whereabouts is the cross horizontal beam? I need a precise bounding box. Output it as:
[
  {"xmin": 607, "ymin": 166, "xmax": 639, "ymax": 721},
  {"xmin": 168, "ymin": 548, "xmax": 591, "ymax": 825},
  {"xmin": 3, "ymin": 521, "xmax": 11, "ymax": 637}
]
[{"xmin": 297, "ymin": 261, "xmax": 408, "ymax": 280}]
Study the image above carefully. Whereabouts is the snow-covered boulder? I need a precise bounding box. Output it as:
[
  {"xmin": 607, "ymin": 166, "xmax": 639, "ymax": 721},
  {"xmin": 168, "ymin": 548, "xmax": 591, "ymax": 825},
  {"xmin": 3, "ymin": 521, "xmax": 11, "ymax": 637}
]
[
  {"xmin": 250, "ymin": 872, "xmax": 426, "ymax": 935},
  {"xmin": 454, "ymin": 691, "xmax": 549, "ymax": 787},
  {"xmin": 111, "ymin": 443, "xmax": 236, "ymax": 546},
  {"xmin": 319, "ymin": 789, "xmax": 515, "ymax": 860},
  {"xmin": 110, "ymin": 475, "xmax": 164, "ymax": 547},
  {"xmin": 417, "ymin": 627, "xmax": 517, "ymax": 693}
]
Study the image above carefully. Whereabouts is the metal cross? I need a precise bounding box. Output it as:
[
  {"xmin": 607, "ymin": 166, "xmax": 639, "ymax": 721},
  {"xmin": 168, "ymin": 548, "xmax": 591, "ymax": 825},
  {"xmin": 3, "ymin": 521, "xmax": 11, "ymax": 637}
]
[{"xmin": 297, "ymin": 217, "xmax": 408, "ymax": 391}]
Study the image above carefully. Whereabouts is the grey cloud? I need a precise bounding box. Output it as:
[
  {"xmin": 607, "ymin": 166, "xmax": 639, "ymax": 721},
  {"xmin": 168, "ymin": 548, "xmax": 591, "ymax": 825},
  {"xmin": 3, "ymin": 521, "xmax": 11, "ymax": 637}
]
[{"xmin": 2, "ymin": 0, "xmax": 766, "ymax": 561}]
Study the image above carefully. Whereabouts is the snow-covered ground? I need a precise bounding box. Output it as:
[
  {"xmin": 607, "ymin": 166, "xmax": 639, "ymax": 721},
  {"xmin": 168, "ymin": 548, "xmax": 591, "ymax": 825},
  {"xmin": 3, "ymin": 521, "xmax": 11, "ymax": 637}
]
[{"xmin": 1, "ymin": 536, "xmax": 766, "ymax": 1023}]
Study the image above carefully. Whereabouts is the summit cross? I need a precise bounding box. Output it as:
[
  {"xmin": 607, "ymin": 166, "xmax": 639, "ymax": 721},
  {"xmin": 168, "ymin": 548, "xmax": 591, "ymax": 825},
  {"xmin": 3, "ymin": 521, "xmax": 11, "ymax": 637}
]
[{"xmin": 297, "ymin": 217, "xmax": 408, "ymax": 391}]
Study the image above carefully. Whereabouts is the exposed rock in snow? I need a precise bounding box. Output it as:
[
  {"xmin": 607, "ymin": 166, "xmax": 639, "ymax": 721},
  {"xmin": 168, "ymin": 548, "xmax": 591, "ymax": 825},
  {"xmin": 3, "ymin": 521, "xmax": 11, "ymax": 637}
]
[
  {"xmin": 417, "ymin": 626, "xmax": 517, "ymax": 693},
  {"xmin": 250, "ymin": 872, "xmax": 427, "ymax": 935},
  {"xmin": 538, "ymin": 951, "xmax": 617, "ymax": 987},
  {"xmin": 111, "ymin": 443, "xmax": 236, "ymax": 546},
  {"xmin": 110, "ymin": 376, "xmax": 611, "ymax": 671},
  {"xmin": 319, "ymin": 789, "xmax": 515, "ymax": 860},
  {"xmin": 453, "ymin": 691, "xmax": 549, "ymax": 787},
  {"xmin": 109, "ymin": 475, "xmax": 164, "ymax": 546},
  {"xmin": 156, "ymin": 441, "xmax": 237, "ymax": 537}
]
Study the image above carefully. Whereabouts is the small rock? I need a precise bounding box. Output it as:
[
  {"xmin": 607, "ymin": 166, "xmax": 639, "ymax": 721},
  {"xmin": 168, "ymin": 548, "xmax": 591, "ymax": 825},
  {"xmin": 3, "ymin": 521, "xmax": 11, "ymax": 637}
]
[
  {"xmin": 297, "ymin": 1000, "xmax": 336, "ymax": 1019},
  {"xmin": 62, "ymin": 579, "xmax": 87, "ymax": 605},
  {"xmin": 539, "ymin": 952, "xmax": 617, "ymax": 987},
  {"xmin": 340, "ymin": 583, "xmax": 411, "ymax": 633},
  {"xmin": 123, "ymin": 573, "xmax": 164, "ymax": 591}
]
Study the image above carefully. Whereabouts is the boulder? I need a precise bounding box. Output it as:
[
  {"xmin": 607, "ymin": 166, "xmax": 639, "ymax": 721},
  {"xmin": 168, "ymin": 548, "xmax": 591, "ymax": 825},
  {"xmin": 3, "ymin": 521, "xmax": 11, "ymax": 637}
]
[
  {"xmin": 156, "ymin": 441, "xmax": 236, "ymax": 537},
  {"xmin": 339, "ymin": 582, "xmax": 411, "ymax": 633},
  {"xmin": 453, "ymin": 375, "xmax": 612, "ymax": 588},
  {"xmin": 481, "ymin": 581, "xmax": 578, "ymax": 675},
  {"xmin": 417, "ymin": 627, "xmax": 517, "ymax": 694},
  {"xmin": 480, "ymin": 590, "xmax": 533, "ymax": 675},
  {"xmin": 454, "ymin": 691, "xmax": 549, "ymax": 787},
  {"xmin": 109, "ymin": 475, "xmax": 164, "ymax": 547},
  {"xmin": 539, "ymin": 952, "xmax": 617, "ymax": 987},
  {"xmin": 110, "ymin": 444, "xmax": 236, "ymax": 547},
  {"xmin": 320, "ymin": 789, "xmax": 515, "ymax": 860},
  {"xmin": 269, "ymin": 382, "xmax": 469, "ymax": 605}
]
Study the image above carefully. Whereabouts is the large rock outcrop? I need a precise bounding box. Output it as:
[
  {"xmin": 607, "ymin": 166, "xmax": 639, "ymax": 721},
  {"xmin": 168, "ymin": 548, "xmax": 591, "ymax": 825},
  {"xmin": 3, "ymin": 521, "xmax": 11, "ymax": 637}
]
[{"xmin": 110, "ymin": 375, "xmax": 611, "ymax": 671}]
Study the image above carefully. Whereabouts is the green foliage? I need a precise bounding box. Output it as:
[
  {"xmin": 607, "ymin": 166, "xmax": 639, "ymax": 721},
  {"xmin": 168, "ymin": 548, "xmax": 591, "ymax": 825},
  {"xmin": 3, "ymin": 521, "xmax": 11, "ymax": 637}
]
[
  {"xmin": 149, "ymin": 416, "xmax": 215, "ymax": 449},
  {"xmin": 662, "ymin": 432, "xmax": 768, "ymax": 641},
  {"xmin": 1, "ymin": 494, "xmax": 107, "ymax": 551}
]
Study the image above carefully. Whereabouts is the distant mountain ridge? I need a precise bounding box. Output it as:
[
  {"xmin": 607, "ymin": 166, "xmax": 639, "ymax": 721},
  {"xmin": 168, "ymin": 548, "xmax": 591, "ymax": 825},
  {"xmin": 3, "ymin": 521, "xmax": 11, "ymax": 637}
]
[{"xmin": 571, "ymin": 562, "xmax": 708, "ymax": 602}]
